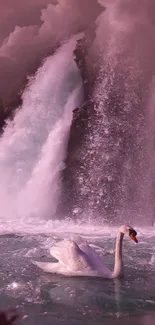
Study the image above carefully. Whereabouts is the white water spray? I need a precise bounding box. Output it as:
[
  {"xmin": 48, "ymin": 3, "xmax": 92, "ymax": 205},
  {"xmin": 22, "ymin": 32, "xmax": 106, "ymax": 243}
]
[{"xmin": 0, "ymin": 38, "xmax": 83, "ymax": 220}]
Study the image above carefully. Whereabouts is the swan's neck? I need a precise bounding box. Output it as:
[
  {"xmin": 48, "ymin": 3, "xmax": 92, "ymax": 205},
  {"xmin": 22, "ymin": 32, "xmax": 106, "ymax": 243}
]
[{"xmin": 112, "ymin": 232, "xmax": 124, "ymax": 278}]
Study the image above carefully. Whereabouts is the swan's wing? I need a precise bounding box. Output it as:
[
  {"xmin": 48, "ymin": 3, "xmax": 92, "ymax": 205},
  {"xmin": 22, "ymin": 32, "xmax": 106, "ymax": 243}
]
[
  {"xmin": 32, "ymin": 261, "xmax": 61, "ymax": 273},
  {"xmin": 73, "ymin": 236, "xmax": 111, "ymax": 275},
  {"xmin": 32, "ymin": 260, "xmax": 74, "ymax": 275},
  {"xmin": 50, "ymin": 239, "xmax": 94, "ymax": 273}
]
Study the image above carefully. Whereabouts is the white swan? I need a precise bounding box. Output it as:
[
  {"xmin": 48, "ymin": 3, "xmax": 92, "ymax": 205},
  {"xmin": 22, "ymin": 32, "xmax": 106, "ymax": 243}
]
[{"xmin": 34, "ymin": 225, "xmax": 138, "ymax": 278}]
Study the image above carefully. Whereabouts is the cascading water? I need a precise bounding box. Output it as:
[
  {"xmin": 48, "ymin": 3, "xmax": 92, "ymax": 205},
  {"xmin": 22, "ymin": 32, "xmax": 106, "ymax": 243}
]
[
  {"xmin": 0, "ymin": 37, "xmax": 83, "ymax": 221},
  {"xmin": 63, "ymin": 0, "xmax": 155, "ymax": 225},
  {"xmin": 89, "ymin": 1, "xmax": 155, "ymax": 224},
  {"xmin": 1, "ymin": 1, "xmax": 155, "ymax": 227}
]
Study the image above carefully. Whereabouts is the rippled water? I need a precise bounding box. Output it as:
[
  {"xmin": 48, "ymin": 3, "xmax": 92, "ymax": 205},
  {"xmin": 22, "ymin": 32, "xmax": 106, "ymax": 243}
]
[{"xmin": 0, "ymin": 223, "xmax": 154, "ymax": 325}]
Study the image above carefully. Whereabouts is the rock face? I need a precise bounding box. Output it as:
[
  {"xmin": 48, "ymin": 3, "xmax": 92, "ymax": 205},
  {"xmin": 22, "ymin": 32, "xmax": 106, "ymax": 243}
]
[{"xmin": 60, "ymin": 37, "xmax": 98, "ymax": 218}]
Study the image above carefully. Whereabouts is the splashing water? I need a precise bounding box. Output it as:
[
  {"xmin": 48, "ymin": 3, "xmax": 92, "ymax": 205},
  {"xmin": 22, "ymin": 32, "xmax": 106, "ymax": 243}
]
[
  {"xmin": 0, "ymin": 37, "xmax": 83, "ymax": 220},
  {"xmin": 66, "ymin": 0, "xmax": 155, "ymax": 225}
]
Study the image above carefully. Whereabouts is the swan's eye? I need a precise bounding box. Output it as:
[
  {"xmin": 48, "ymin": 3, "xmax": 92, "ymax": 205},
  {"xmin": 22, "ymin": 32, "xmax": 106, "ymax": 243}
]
[{"xmin": 129, "ymin": 229, "xmax": 138, "ymax": 243}]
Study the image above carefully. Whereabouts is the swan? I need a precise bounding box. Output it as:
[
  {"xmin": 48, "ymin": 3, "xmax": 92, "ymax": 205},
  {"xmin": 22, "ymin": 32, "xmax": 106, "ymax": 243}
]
[{"xmin": 33, "ymin": 225, "xmax": 138, "ymax": 278}]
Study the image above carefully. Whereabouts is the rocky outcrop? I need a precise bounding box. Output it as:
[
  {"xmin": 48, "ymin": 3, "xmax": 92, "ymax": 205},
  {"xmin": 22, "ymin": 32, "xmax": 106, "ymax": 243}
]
[{"xmin": 60, "ymin": 37, "xmax": 98, "ymax": 217}]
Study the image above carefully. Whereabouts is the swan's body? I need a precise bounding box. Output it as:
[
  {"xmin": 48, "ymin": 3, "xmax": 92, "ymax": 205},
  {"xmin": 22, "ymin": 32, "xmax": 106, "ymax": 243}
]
[{"xmin": 34, "ymin": 225, "xmax": 138, "ymax": 278}]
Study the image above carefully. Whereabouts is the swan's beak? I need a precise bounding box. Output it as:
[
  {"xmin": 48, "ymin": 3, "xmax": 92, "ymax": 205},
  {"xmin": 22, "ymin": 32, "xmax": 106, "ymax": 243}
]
[{"xmin": 129, "ymin": 233, "xmax": 138, "ymax": 243}]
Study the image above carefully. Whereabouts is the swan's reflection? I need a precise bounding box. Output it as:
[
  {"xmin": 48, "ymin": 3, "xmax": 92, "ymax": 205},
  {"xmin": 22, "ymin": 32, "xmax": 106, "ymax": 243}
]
[
  {"xmin": 40, "ymin": 275, "xmax": 122, "ymax": 317},
  {"xmin": 114, "ymin": 279, "xmax": 122, "ymax": 318}
]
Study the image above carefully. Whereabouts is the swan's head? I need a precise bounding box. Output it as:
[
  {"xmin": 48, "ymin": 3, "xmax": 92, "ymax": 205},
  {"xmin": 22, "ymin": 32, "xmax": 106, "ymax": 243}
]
[{"xmin": 119, "ymin": 225, "xmax": 138, "ymax": 243}]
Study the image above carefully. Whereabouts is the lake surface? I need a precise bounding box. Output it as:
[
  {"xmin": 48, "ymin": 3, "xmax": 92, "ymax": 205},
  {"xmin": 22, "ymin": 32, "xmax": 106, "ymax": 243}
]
[{"xmin": 0, "ymin": 221, "xmax": 154, "ymax": 325}]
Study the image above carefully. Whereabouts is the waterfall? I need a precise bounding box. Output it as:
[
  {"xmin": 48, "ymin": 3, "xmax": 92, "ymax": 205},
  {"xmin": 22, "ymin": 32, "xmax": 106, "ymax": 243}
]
[{"xmin": 0, "ymin": 37, "xmax": 83, "ymax": 220}]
